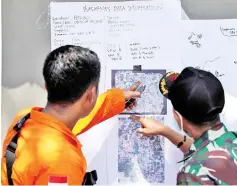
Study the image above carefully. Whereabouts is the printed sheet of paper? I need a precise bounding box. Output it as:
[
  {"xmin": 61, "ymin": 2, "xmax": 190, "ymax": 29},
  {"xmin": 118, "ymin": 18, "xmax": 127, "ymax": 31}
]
[
  {"xmin": 118, "ymin": 116, "xmax": 165, "ymax": 184},
  {"xmin": 50, "ymin": 0, "xmax": 182, "ymax": 63},
  {"xmin": 105, "ymin": 62, "xmax": 182, "ymax": 185},
  {"xmin": 111, "ymin": 69, "xmax": 167, "ymax": 115},
  {"xmin": 50, "ymin": 1, "xmax": 182, "ymax": 96}
]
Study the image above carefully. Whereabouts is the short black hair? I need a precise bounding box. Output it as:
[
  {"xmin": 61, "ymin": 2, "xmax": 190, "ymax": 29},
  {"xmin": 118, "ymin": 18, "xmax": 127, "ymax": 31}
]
[
  {"xmin": 43, "ymin": 45, "xmax": 101, "ymax": 103},
  {"xmin": 197, "ymin": 115, "xmax": 220, "ymax": 128}
]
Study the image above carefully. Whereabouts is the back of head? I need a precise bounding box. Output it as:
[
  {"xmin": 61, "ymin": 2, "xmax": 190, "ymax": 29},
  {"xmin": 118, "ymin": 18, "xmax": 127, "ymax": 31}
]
[
  {"xmin": 43, "ymin": 45, "xmax": 101, "ymax": 104},
  {"xmin": 159, "ymin": 67, "xmax": 225, "ymax": 127}
]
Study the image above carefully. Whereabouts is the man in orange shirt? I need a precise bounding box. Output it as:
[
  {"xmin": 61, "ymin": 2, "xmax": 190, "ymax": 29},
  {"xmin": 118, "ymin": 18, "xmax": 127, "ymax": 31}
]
[{"xmin": 1, "ymin": 45, "xmax": 141, "ymax": 185}]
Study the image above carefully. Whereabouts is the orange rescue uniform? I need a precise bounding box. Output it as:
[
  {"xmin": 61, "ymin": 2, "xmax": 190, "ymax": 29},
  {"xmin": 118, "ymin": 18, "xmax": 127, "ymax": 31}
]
[{"xmin": 1, "ymin": 88, "xmax": 125, "ymax": 185}]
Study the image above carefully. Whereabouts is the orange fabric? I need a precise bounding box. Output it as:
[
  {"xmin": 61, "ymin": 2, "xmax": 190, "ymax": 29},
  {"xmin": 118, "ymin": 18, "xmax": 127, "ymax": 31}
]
[
  {"xmin": 1, "ymin": 107, "xmax": 86, "ymax": 185},
  {"xmin": 1, "ymin": 88, "xmax": 125, "ymax": 185},
  {"xmin": 73, "ymin": 88, "xmax": 125, "ymax": 135}
]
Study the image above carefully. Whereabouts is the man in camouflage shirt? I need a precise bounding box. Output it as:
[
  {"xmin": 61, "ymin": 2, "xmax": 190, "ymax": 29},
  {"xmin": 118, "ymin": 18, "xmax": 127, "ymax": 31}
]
[
  {"xmin": 177, "ymin": 123, "xmax": 237, "ymax": 185},
  {"xmin": 131, "ymin": 67, "xmax": 237, "ymax": 185}
]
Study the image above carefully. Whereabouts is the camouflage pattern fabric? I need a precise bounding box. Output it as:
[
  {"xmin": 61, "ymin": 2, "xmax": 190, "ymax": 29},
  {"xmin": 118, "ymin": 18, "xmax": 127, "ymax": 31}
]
[{"xmin": 177, "ymin": 124, "xmax": 237, "ymax": 185}]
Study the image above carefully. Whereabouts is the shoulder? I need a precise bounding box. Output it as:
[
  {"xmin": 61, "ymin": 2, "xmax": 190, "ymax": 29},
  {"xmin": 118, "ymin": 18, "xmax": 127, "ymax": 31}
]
[
  {"xmin": 177, "ymin": 171, "xmax": 213, "ymax": 185},
  {"xmin": 2, "ymin": 107, "xmax": 33, "ymax": 147},
  {"xmin": 15, "ymin": 133, "xmax": 86, "ymax": 185},
  {"xmin": 16, "ymin": 125, "xmax": 86, "ymax": 174},
  {"xmin": 9, "ymin": 107, "xmax": 33, "ymax": 128},
  {"xmin": 29, "ymin": 128, "xmax": 78, "ymax": 164},
  {"xmin": 181, "ymin": 146, "xmax": 237, "ymax": 185},
  {"xmin": 8, "ymin": 107, "xmax": 33, "ymax": 130},
  {"xmin": 194, "ymin": 145, "xmax": 236, "ymax": 172},
  {"xmin": 16, "ymin": 107, "xmax": 32, "ymax": 118},
  {"xmin": 33, "ymin": 131, "xmax": 86, "ymax": 184},
  {"xmin": 178, "ymin": 154, "xmax": 220, "ymax": 185}
]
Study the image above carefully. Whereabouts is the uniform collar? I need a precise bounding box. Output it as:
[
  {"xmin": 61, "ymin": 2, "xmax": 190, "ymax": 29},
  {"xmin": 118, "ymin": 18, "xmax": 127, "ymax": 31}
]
[
  {"xmin": 30, "ymin": 107, "xmax": 82, "ymax": 147},
  {"xmin": 178, "ymin": 123, "xmax": 228, "ymax": 163},
  {"xmin": 190, "ymin": 123, "xmax": 228, "ymax": 152}
]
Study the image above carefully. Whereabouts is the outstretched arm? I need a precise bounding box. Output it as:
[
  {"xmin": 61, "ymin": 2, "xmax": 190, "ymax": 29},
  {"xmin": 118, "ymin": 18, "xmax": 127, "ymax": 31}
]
[
  {"xmin": 73, "ymin": 82, "xmax": 141, "ymax": 136},
  {"xmin": 73, "ymin": 88, "xmax": 125, "ymax": 135},
  {"xmin": 162, "ymin": 126, "xmax": 194, "ymax": 153},
  {"xmin": 130, "ymin": 116, "xmax": 194, "ymax": 153}
]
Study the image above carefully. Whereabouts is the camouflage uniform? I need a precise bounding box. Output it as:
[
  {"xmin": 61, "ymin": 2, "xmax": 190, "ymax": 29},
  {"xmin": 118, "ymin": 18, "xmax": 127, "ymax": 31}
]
[{"xmin": 177, "ymin": 123, "xmax": 237, "ymax": 185}]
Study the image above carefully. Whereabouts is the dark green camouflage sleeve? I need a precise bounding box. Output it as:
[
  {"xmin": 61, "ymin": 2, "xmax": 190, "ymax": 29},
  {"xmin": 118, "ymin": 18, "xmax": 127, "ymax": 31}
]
[
  {"xmin": 177, "ymin": 172, "xmax": 213, "ymax": 185},
  {"xmin": 177, "ymin": 149, "xmax": 237, "ymax": 185}
]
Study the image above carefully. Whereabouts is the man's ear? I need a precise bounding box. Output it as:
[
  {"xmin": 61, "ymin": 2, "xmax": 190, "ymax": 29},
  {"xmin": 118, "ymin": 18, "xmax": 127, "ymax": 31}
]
[
  {"xmin": 173, "ymin": 108, "xmax": 181, "ymax": 126},
  {"xmin": 173, "ymin": 108, "xmax": 178, "ymax": 120},
  {"xmin": 44, "ymin": 84, "xmax": 48, "ymax": 91},
  {"xmin": 85, "ymin": 85, "xmax": 97, "ymax": 103}
]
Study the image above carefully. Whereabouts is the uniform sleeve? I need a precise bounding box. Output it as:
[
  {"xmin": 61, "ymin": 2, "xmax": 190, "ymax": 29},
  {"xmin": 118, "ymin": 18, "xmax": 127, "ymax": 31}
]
[
  {"xmin": 177, "ymin": 172, "xmax": 213, "ymax": 185},
  {"xmin": 34, "ymin": 161, "xmax": 85, "ymax": 185},
  {"xmin": 72, "ymin": 88, "xmax": 125, "ymax": 135}
]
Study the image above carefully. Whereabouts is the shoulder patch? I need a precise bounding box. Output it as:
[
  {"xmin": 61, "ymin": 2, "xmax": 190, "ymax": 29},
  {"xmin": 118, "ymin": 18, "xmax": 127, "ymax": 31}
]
[{"xmin": 48, "ymin": 175, "xmax": 68, "ymax": 185}]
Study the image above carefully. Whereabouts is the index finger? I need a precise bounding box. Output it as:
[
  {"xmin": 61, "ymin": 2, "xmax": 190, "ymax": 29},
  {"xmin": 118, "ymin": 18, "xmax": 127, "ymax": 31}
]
[
  {"xmin": 128, "ymin": 81, "xmax": 141, "ymax": 91},
  {"xmin": 130, "ymin": 115, "xmax": 145, "ymax": 123}
]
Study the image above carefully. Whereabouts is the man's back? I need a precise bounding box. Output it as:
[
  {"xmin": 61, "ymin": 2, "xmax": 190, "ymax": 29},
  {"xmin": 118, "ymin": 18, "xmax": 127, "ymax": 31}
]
[
  {"xmin": 1, "ymin": 107, "xmax": 86, "ymax": 185},
  {"xmin": 177, "ymin": 124, "xmax": 237, "ymax": 185}
]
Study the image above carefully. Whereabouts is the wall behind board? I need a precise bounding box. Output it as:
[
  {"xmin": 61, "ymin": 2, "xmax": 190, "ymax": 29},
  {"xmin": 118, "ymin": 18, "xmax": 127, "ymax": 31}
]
[{"xmin": 181, "ymin": 0, "xmax": 237, "ymax": 19}]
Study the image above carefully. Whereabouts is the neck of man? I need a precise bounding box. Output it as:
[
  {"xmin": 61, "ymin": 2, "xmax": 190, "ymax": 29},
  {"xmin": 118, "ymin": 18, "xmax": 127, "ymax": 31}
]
[
  {"xmin": 188, "ymin": 127, "xmax": 208, "ymax": 140},
  {"xmin": 186, "ymin": 120, "xmax": 221, "ymax": 140},
  {"xmin": 43, "ymin": 102, "xmax": 83, "ymax": 131}
]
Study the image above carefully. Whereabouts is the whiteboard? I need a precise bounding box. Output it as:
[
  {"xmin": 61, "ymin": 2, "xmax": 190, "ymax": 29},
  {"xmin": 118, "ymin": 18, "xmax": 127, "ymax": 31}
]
[
  {"xmin": 51, "ymin": 1, "xmax": 182, "ymax": 185},
  {"xmin": 50, "ymin": 1, "xmax": 237, "ymax": 185},
  {"xmin": 181, "ymin": 19, "xmax": 237, "ymax": 131},
  {"xmin": 50, "ymin": 0, "xmax": 182, "ymax": 96},
  {"xmin": 181, "ymin": 20, "xmax": 237, "ymax": 131},
  {"xmin": 181, "ymin": 20, "xmax": 237, "ymax": 96}
]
